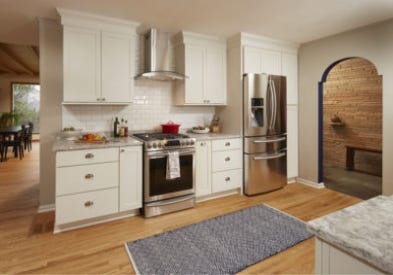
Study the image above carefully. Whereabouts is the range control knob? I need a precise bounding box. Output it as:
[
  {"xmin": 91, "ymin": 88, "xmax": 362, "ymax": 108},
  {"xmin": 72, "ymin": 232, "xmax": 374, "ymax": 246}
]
[
  {"xmin": 152, "ymin": 142, "xmax": 157, "ymax": 148},
  {"xmin": 190, "ymin": 139, "xmax": 195, "ymax": 145},
  {"xmin": 146, "ymin": 143, "xmax": 152, "ymax": 149}
]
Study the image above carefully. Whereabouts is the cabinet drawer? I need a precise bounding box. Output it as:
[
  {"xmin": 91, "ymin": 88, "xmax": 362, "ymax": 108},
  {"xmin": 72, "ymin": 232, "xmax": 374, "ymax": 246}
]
[
  {"xmin": 212, "ymin": 149, "xmax": 242, "ymax": 172},
  {"xmin": 212, "ymin": 169, "xmax": 242, "ymax": 193},
  {"xmin": 56, "ymin": 162, "xmax": 119, "ymax": 196},
  {"xmin": 56, "ymin": 188, "xmax": 118, "ymax": 225},
  {"xmin": 57, "ymin": 148, "xmax": 118, "ymax": 167},
  {"xmin": 212, "ymin": 138, "xmax": 241, "ymax": 151}
]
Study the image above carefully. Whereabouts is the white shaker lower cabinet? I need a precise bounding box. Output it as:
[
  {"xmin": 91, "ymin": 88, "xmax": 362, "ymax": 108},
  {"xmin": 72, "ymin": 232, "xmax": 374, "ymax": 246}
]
[
  {"xmin": 119, "ymin": 146, "xmax": 142, "ymax": 211},
  {"xmin": 211, "ymin": 138, "xmax": 242, "ymax": 193},
  {"xmin": 315, "ymin": 239, "xmax": 383, "ymax": 274},
  {"xmin": 195, "ymin": 138, "xmax": 242, "ymax": 199},
  {"xmin": 55, "ymin": 146, "xmax": 142, "ymax": 232},
  {"xmin": 195, "ymin": 140, "xmax": 212, "ymax": 197}
]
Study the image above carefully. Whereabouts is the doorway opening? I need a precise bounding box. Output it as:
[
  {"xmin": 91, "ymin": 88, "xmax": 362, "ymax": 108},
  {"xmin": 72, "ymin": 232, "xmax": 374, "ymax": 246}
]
[{"xmin": 318, "ymin": 57, "xmax": 382, "ymax": 199}]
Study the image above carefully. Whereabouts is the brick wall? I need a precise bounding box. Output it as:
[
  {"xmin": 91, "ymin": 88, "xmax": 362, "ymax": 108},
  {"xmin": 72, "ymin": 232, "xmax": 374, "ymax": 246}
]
[{"xmin": 323, "ymin": 58, "xmax": 382, "ymax": 176}]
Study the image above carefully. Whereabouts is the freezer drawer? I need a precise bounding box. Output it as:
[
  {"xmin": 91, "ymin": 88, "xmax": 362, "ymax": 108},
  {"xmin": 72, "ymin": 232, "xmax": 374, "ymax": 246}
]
[{"xmin": 244, "ymin": 151, "xmax": 287, "ymax": 195}]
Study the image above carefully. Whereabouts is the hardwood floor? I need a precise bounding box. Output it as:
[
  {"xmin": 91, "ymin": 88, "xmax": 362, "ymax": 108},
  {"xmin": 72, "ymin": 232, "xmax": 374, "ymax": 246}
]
[{"xmin": 0, "ymin": 144, "xmax": 361, "ymax": 274}]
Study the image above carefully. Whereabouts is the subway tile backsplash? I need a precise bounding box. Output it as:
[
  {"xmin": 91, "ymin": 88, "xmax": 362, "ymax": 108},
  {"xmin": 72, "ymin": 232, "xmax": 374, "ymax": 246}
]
[{"xmin": 62, "ymin": 80, "xmax": 215, "ymax": 133}]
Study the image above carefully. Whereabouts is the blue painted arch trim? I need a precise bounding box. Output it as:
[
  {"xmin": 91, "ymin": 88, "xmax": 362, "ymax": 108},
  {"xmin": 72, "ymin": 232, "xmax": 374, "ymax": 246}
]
[{"xmin": 317, "ymin": 57, "xmax": 353, "ymax": 183}]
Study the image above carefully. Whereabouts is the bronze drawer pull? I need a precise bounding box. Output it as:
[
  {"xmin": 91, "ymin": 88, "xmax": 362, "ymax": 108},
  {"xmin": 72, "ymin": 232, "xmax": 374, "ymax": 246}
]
[
  {"xmin": 84, "ymin": 201, "xmax": 94, "ymax": 207},
  {"xmin": 225, "ymin": 142, "xmax": 231, "ymax": 146},
  {"xmin": 225, "ymin": 157, "xmax": 231, "ymax": 161},
  {"xmin": 85, "ymin": 173, "xmax": 94, "ymax": 179},
  {"xmin": 85, "ymin": 153, "xmax": 94, "ymax": 159},
  {"xmin": 225, "ymin": 177, "xmax": 231, "ymax": 182}
]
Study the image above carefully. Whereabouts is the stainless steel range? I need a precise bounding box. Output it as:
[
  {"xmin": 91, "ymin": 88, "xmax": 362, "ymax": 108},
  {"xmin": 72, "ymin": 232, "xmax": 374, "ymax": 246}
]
[{"xmin": 133, "ymin": 133, "xmax": 196, "ymax": 217}]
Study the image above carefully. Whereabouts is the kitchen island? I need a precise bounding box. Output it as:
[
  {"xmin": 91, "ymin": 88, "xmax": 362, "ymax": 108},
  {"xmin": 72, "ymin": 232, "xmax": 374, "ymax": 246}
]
[{"xmin": 307, "ymin": 195, "xmax": 393, "ymax": 274}]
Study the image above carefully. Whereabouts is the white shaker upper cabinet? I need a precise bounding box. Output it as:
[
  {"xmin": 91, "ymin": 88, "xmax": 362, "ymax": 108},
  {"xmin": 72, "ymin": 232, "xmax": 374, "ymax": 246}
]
[
  {"xmin": 58, "ymin": 8, "xmax": 137, "ymax": 105},
  {"xmin": 174, "ymin": 31, "xmax": 227, "ymax": 106},
  {"xmin": 205, "ymin": 47, "xmax": 227, "ymax": 104},
  {"xmin": 101, "ymin": 32, "xmax": 134, "ymax": 103},
  {"xmin": 63, "ymin": 27, "xmax": 101, "ymax": 102},
  {"xmin": 184, "ymin": 45, "xmax": 205, "ymax": 104},
  {"xmin": 243, "ymin": 46, "xmax": 281, "ymax": 75},
  {"xmin": 282, "ymin": 53, "xmax": 298, "ymax": 105}
]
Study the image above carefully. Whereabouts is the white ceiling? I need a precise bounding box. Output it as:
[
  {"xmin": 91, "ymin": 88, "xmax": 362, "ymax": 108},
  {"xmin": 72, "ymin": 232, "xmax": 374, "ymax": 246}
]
[{"xmin": 1, "ymin": 0, "xmax": 393, "ymax": 46}]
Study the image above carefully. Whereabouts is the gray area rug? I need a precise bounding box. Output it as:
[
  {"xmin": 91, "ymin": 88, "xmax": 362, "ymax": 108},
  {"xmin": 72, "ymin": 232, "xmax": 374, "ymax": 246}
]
[{"xmin": 125, "ymin": 204, "xmax": 313, "ymax": 274}]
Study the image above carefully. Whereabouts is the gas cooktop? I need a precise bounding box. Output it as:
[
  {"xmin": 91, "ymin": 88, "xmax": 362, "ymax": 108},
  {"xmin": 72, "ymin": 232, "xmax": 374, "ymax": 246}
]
[{"xmin": 132, "ymin": 133, "xmax": 196, "ymax": 151}]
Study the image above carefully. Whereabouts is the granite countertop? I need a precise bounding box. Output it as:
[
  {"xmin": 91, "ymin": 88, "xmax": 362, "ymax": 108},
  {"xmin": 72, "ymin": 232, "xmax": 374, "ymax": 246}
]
[
  {"xmin": 307, "ymin": 195, "xmax": 393, "ymax": 273},
  {"xmin": 187, "ymin": 132, "xmax": 241, "ymax": 141},
  {"xmin": 53, "ymin": 136, "xmax": 142, "ymax": 152}
]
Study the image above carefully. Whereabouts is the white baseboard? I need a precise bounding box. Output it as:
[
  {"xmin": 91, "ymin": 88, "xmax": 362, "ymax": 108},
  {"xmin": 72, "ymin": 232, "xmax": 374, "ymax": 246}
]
[
  {"xmin": 296, "ymin": 177, "xmax": 325, "ymax": 189},
  {"xmin": 287, "ymin": 177, "xmax": 297, "ymax": 184},
  {"xmin": 38, "ymin": 203, "xmax": 55, "ymax": 213}
]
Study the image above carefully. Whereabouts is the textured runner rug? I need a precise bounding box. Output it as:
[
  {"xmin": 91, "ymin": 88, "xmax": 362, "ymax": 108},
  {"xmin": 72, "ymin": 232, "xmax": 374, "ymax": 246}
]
[{"xmin": 125, "ymin": 204, "xmax": 313, "ymax": 274}]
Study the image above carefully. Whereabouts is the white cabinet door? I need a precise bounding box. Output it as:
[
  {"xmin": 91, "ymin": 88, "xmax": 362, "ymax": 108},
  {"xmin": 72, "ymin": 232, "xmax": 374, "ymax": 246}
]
[
  {"xmin": 185, "ymin": 45, "xmax": 205, "ymax": 104},
  {"xmin": 282, "ymin": 53, "xmax": 298, "ymax": 104},
  {"xmin": 243, "ymin": 46, "xmax": 281, "ymax": 75},
  {"xmin": 287, "ymin": 105, "xmax": 298, "ymax": 179},
  {"xmin": 243, "ymin": 46, "xmax": 262, "ymax": 74},
  {"xmin": 101, "ymin": 32, "xmax": 133, "ymax": 103},
  {"xmin": 205, "ymin": 47, "xmax": 226, "ymax": 104},
  {"xmin": 260, "ymin": 49, "xmax": 281, "ymax": 75},
  {"xmin": 63, "ymin": 27, "xmax": 100, "ymax": 102},
  {"xmin": 195, "ymin": 140, "xmax": 212, "ymax": 197},
  {"xmin": 119, "ymin": 146, "xmax": 142, "ymax": 211}
]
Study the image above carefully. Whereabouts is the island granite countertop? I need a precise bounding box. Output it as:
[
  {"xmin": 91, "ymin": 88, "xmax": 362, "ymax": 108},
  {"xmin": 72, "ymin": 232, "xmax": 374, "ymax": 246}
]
[{"xmin": 307, "ymin": 195, "xmax": 393, "ymax": 273}]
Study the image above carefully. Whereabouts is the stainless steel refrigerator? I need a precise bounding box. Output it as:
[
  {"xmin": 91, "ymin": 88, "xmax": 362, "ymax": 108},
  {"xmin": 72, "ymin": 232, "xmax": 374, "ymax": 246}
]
[{"xmin": 243, "ymin": 73, "xmax": 287, "ymax": 195}]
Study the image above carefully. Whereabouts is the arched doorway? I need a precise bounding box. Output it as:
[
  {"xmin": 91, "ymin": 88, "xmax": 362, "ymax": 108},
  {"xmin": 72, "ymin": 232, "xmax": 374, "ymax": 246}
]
[{"xmin": 318, "ymin": 57, "xmax": 382, "ymax": 199}]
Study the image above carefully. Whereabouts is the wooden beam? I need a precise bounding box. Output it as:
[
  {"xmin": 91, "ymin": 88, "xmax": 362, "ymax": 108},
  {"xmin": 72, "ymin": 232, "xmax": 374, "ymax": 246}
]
[
  {"xmin": 0, "ymin": 63, "xmax": 20, "ymax": 75},
  {"xmin": 0, "ymin": 44, "xmax": 38, "ymax": 76}
]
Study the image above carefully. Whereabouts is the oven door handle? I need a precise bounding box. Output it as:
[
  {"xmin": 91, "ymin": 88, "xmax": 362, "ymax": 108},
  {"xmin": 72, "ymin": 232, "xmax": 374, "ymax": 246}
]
[
  {"xmin": 146, "ymin": 149, "xmax": 195, "ymax": 159},
  {"xmin": 147, "ymin": 194, "xmax": 195, "ymax": 207}
]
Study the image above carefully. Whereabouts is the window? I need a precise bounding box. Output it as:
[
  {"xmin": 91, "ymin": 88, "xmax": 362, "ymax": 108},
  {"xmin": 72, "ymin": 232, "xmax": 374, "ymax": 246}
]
[{"xmin": 12, "ymin": 83, "xmax": 40, "ymax": 132}]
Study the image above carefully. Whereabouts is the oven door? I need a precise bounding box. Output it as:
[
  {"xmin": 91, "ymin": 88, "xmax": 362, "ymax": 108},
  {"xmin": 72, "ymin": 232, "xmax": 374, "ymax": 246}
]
[{"xmin": 144, "ymin": 148, "xmax": 195, "ymax": 203}]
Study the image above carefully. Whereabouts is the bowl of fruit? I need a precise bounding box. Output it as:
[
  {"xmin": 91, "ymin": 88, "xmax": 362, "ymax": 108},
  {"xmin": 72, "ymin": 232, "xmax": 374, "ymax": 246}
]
[
  {"xmin": 192, "ymin": 126, "xmax": 210, "ymax": 134},
  {"xmin": 77, "ymin": 133, "xmax": 108, "ymax": 143}
]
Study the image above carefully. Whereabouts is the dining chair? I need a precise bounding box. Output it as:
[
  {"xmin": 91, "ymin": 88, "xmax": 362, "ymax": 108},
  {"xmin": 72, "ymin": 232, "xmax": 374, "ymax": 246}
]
[
  {"xmin": 0, "ymin": 134, "xmax": 4, "ymax": 162},
  {"xmin": 24, "ymin": 122, "xmax": 33, "ymax": 152},
  {"xmin": 3, "ymin": 127, "xmax": 25, "ymax": 160}
]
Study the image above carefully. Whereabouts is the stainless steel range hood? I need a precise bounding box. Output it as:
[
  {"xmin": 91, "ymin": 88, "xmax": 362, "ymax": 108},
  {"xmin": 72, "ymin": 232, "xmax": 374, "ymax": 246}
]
[{"xmin": 135, "ymin": 29, "xmax": 188, "ymax": 81}]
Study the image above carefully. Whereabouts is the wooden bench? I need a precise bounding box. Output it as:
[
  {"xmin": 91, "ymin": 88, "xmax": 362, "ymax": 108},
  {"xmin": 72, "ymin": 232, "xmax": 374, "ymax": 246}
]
[{"xmin": 345, "ymin": 145, "xmax": 382, "ymax": 172}]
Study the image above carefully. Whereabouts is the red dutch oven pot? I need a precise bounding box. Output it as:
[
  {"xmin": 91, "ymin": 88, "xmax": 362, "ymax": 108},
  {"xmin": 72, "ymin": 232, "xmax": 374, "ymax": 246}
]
[{"xmin": 161, "ymin": 121, "xmax": 180, "ymax": 134}]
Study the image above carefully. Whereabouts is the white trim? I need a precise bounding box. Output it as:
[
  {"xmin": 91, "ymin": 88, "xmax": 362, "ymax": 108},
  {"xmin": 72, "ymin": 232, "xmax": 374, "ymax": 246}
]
[
  {"xmin": 227, "ymin": 32, "xmax": 299, "ymax": 53},
  {"xmin": 38, "ymin": 203, "xmax": 55, "ymax": 213},
  {"xmin": 287, "ymin": 177, "xmax": 297, "ymax": 184},
  {"xmin": 54, "ymin": 209, "xmax": 139, "ymax": 233},
  {"xmin": 195, "ymin": 188, "xmax": 241, "ymax": 203},
  {"xmin": 124, "ymin": 243, "xmax": 141, "ymax": 275},
  {"xmin": 296, "ymin": 177, "xmax": 325, "ymax": 189},
  {"xmin": 57, "ymin": 7, "xmax": 138, "ymax": 34}
]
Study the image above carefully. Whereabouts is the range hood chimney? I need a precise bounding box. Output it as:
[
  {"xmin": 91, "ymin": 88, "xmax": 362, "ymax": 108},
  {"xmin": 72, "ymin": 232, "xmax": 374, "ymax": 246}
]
[{"xmin": 135, "ymin": 29, "xmax": 187, "ymax": 81}]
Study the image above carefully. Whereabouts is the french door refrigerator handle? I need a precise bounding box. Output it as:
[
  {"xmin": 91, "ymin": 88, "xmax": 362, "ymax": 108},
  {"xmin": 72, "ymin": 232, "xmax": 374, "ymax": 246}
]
[
  {"xmin": 271, "ymin": 78, "xmax": 277, "ymax": 128},
  {"xmin": 269, "ymin": 77, "xmax": 275, "ymax": 129},
  {"xmin": 252, "ymin": 136, "xmax": 286, "ymax": 143},
  {"xmin": 253, "ymin": 151, "xmax": 286, "ymax": 161}
]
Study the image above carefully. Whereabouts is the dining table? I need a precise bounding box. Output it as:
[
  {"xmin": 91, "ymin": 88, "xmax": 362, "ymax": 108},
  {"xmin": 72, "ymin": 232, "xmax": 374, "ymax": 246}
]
[{"xmin": 0, "ymin": 125, "xmax": 26, "ymax": 135}]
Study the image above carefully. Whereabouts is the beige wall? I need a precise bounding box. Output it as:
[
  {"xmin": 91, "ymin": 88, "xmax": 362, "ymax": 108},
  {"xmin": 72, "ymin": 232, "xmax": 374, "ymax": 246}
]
[
  {"xmin": 39, "ymin": 19, "xmax": 63, "ymax": 207},
  {"xmin": 298, "ymin": 19, "xmax": 393, "ymax": 195},
  {"xmin": 0, "ymin": 75, "xmax": 39, "ymax": 114}
]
